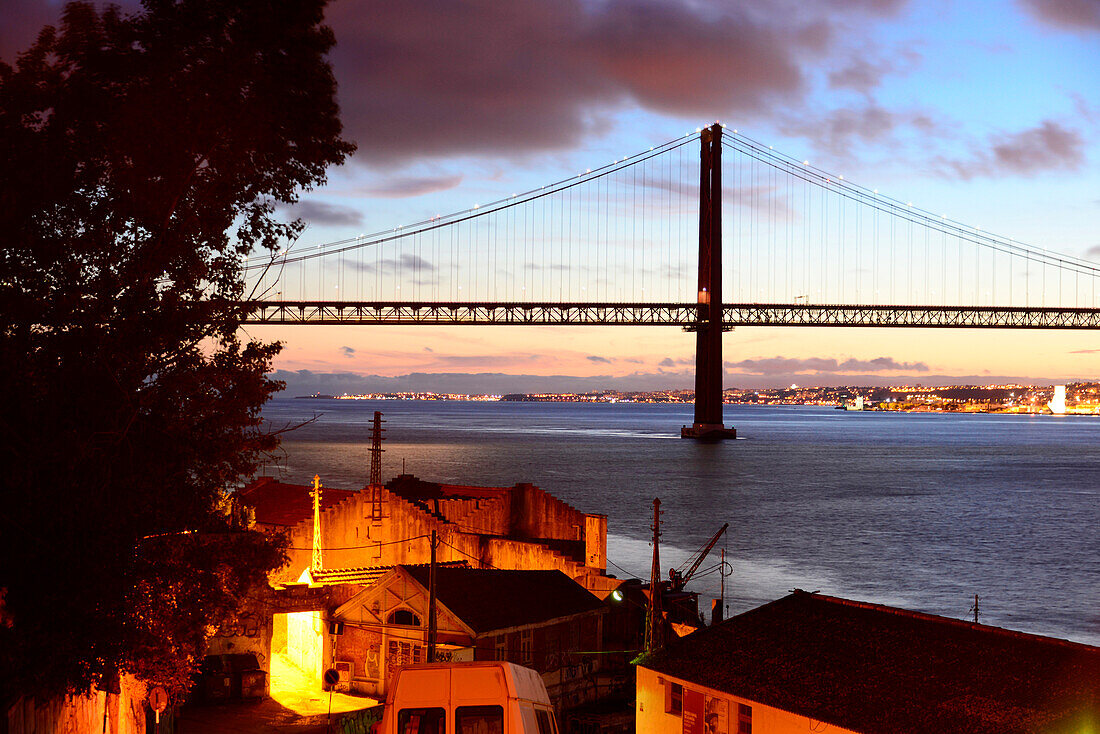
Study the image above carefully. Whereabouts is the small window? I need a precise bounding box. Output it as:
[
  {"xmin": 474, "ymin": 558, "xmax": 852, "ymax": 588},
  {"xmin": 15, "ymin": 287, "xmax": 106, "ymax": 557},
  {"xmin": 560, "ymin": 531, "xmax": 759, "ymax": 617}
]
[
  {"xmin": 495, "ymin": 636, "xmax": 506, "ymax": 661},
  {"xmin": 387, "ymin": 609, "xmax": 422, "ymax": 627},
  {"xmin": 535, "ymin": 709, "xmax": 557, "ymax": 734},
  {"xmin": 520, "ymin": 629, "xmax": 533, "ymax": 664},
  {"xmin": 738, "ymin": 703, "xmax": 752, "ymax": 733},
  {"xmin": 456, "ymin": 705, "xmax": 503, "ymax": 734},
  {"xmin": 397, "ymin": 706, "xmax": 445, "ymax": 734},
  {"xmin": 665, "ymin": 681, "xmax": 683, "ymax": 715}
]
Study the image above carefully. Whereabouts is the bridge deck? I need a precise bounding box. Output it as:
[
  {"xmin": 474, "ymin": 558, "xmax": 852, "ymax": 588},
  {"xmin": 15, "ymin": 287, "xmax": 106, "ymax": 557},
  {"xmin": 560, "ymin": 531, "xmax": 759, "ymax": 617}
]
[{"xmin": 242, "ymin": 302, "xmax": 1100, "ymax": 328}]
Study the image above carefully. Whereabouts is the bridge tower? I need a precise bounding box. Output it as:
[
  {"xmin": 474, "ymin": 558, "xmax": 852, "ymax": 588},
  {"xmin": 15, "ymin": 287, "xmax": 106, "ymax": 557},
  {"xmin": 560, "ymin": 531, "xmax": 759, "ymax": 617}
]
[{"xmin": 682, "ymin": 123, "xmax": 736, "ymax": 440}]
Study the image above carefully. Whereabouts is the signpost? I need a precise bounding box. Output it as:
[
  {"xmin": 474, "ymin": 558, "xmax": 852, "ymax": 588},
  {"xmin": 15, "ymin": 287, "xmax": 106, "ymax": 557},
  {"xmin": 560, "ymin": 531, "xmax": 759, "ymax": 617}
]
[{"xmin": 147, "ymin": 686, "xmax": 168, "ymax": 733}]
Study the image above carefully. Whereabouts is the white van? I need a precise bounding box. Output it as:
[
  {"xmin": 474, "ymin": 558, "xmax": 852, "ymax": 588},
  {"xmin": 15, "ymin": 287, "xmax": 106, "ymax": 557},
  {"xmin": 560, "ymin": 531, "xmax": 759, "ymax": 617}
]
[{"xmin": 379, "ymin": 661, "xmax": 559, "ymax": 734}]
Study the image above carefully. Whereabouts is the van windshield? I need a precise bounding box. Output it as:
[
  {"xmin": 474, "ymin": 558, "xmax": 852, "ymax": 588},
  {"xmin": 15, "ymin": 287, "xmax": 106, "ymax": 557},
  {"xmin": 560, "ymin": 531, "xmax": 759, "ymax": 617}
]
[
  {"xmin": 397, "ymin": 707, "xmax": 445, "ymax": 734},
  {"xmin": 456, "ymin": 704, "xmax": 504, "ymax": 734}
]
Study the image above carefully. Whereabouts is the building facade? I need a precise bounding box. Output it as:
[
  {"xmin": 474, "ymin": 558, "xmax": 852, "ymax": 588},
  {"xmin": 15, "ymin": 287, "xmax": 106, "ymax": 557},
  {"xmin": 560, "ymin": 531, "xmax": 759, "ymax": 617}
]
[
  {"xmin": 638, "ymin": 590, "xmax": 1100, "ymax": 734},
  {"xmin": 328, "ymin": 566, "xmax": 608, "ymax": 713}
]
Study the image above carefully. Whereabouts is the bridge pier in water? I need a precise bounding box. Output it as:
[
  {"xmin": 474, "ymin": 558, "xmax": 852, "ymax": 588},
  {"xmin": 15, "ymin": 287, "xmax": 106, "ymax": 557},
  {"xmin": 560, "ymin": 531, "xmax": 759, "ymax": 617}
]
[{"xmin": 682, "ymin": 123, "xmax": 736, "ymax": 441}]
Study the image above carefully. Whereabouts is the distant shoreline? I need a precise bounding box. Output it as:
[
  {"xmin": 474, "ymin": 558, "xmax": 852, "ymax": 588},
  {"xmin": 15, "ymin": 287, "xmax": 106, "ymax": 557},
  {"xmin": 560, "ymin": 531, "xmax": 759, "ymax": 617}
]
[{"xmin": 289, "ymin": 386, "xmax": 1100, "ymax": 416}]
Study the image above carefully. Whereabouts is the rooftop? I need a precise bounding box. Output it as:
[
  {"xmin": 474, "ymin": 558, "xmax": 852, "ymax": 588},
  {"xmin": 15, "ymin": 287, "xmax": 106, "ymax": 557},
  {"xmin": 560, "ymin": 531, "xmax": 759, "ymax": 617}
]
[
  {"xmin": 240, "ymin": 476, "xmax": 356, "ymax": 527},
  {"xmin": 642, "ymin": 590, "xmax": 1100, "ymax": 734},
  {"xmin": 305, "ymin": 561, "xmax": 470, "ymax": 587},
  {"xmin": 402, "ymin": 566, "xmax": 603, "ymax": 633}
]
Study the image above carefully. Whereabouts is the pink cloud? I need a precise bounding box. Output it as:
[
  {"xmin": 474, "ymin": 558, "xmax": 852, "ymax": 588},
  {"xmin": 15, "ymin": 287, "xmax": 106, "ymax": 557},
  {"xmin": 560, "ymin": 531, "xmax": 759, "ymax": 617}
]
[
  {"xmin": 326, "ymin": 0, "xmax": 909, "ymax": 164},
  {"xmin": 941, "ymin": 120, "xmax": 1085, "ymax": 179},
  {"xmin": 1019, "ymin": 0, "xmax": 1100, "ymax": 32}
]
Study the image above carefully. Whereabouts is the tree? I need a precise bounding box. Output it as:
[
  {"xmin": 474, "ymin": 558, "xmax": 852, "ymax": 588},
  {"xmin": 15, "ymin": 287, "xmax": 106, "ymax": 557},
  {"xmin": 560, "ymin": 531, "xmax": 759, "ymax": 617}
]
[{"xmin": 0, "ymin": 0, "xmax": 354, "ymax": 698}]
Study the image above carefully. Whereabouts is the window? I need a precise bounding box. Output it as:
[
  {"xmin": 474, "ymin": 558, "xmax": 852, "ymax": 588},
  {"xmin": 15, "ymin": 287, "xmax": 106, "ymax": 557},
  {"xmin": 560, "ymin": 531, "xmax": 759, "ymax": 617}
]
[
  {"xmin": 495, "ymin": 636, "xmax": 506, "ymax": 661},
  {"xmin": 520, "ymin": 629, "xmax": 533, "ymax": 664},
  {"xmin": 665, "ymin": 681, "xmax": 683, "ymax": 715},
  {"xmin": 737, "ymin": 703, "xmax": 752, "ymax": 734},
  {"xmin": 535, "ymin": 709, "xmax": 557, "ymax": 734},
  {"xmin": 397, "ymin": 707, "xmax": 445, "ymax": 734},
  {"xmin": 456, "ymin": 705, "xmax": 503, "ymax": 734},
  {"xmin": 387, "ymin": 609, "xmax": 422, "ymax": 627}
]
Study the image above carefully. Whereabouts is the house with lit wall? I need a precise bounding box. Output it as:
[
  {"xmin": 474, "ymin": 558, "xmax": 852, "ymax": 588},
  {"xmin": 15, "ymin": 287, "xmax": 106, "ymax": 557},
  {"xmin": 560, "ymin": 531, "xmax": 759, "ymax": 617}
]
[
  {"xmin": 326, "ymin": 565, "xmax": 608, "ymax": 712},
  {"xmin": 636, "ymin": 590, "xmax": 1100, "ymax": 734}
]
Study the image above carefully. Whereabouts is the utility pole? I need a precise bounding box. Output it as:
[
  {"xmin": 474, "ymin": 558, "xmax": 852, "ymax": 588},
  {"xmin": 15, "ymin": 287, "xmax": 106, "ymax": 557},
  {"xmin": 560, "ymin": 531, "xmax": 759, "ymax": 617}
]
[
  {"xmin": 645, "ymin": 498, "xmax": 663, "ymax": 653},
  {"xmin": 311, "ymin": 474, "xmax": 323, "ymax": 574},
  {"xmin": 427, "ymin": 530, "xmax": 438, "ymax": 662},
  {"xmin": 970, "ymin": 594, "xmax": 981, "ymax": 624},
  {"xmin": 714, "ymin": 546, "xmax": 726, "ymax": 625},
  {"xmin": 369, "ymin": 411, "xmax": 385, "ymax": 521}
]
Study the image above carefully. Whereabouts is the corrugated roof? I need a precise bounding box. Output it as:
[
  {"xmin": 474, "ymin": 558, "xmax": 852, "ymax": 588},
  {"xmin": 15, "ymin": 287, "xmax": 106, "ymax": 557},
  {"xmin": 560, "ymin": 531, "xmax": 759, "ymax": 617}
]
[
  {"xmin": 402, "ymin": 566, "xmax": 603, "ymax": 634},
  {"xmin": 642, "ymin": 590, "xmax": 1100, "ymax": 734},
  {"xmin": 240, "ymin": 476, "xmax": 356, "ymax": 527}
]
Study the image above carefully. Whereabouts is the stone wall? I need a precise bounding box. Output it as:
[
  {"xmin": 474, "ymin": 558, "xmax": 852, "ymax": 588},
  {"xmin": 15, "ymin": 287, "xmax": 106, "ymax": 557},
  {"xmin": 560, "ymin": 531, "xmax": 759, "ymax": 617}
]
[{"xmin": 5, "ymin": 675, "xmax": 147, "ymax": 734}]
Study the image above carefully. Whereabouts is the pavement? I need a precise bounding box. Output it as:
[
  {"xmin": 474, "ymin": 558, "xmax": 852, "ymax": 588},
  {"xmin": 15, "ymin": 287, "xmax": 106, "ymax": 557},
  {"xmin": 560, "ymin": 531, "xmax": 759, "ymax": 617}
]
[{"xmin": 178, "ymin": 653, "xmax": 379, "ymax": 734}]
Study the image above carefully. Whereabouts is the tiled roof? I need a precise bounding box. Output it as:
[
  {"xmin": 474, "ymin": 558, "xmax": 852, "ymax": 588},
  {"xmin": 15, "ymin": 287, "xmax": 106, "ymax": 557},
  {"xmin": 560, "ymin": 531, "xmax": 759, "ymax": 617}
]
[
  {"xmin": 643, "ymin": 590, "xmax": 1100, "ymax": 734},
  {"xmin": 403, "ymin": 566, "xmax": 603, "ymax": 634},
  {"xmin": 311, "ymin": 561, "xmax": 468, "ymax": 587},
  {"xmin": 240, "ymin": 476, "xmax": 356, "ymax": 527}
]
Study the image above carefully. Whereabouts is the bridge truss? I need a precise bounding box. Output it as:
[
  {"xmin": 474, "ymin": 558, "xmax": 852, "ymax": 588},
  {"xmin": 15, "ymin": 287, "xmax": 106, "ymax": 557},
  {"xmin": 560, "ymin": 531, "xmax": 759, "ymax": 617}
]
[{"xmin": 245, "ymin": 301, "xmax": 1100, "ymax": 329}]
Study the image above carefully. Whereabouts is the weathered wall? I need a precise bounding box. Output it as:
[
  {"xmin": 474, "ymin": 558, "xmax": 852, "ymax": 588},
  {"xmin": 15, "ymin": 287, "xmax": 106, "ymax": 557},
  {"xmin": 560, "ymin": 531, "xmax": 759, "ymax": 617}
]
[
  {"xmin": 274, "ymin": 486, "xmax": 610, "ymax": 593},
  {"xmin": 285, "ymin": 610, "xmax": 324, "ymax": 687},
  {"xmin": 585, "ymin": 514, "xmax": 608, "ymax": 571},
  {"xmin": 5, "ymin": 676, "xmax": 147, "ymax": 734}
]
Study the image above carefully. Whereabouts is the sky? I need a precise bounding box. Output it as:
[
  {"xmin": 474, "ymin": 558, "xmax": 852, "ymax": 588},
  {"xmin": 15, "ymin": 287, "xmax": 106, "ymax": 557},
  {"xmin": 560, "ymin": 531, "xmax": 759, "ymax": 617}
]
[{"xmin": 3, "ymin": 0, "xmax": 1099, "ymax": 393}]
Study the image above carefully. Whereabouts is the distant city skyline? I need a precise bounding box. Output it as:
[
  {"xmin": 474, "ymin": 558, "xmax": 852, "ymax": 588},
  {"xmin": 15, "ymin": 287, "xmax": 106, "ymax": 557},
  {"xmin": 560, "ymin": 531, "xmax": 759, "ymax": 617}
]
[{"xmin": 273, "ymin": 367, "xmax": 1091, "ymax": 398}]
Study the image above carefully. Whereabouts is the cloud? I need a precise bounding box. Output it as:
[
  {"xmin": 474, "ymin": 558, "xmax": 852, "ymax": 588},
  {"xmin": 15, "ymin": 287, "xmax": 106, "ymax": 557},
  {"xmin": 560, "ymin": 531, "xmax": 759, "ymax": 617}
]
[
  {"xmin": 826, "ymin": 46, "xmax": 922, "ymax": 94},
  {"xmin": 351, "ymin": 253, "xmax": 437, "ymax": 275},
  {"xmin": 428, "ymin": 353, "xmax": 546, "ymax": 368},
  {"xmin": 284, "ymin": 199, "xmax": 363, "ymax": 227},
  {"xmin": 1087, "ymin": 244, "xmax": 1100, "ymax": 259},
  {"xmin": 423, "ymin": 346, "xmax": 434, "ymax": 353},
  {"xmin": 726, "ymin": 356, "xmax": 929, "ymax": 374},
  {"xmin": 360, "ymin": 175, "xmax": 464, "ymax": 198},
  {"xmin": 1018, "ymin": 0, "xmax": 1100, "ymax": 32},
  {"xmin": 940, "ymin": 120, "xmax": 1085, "ymax": 179},
  {"xmin": 340, "ymin": 346, "xmax": 356, "ymax": 358},
  {"xmin": 781, "ymin": 104, "xmax": 937, "ymax": 157},
  {"xmin": 659, "ymin": 357, "xmax": 694, "ymax": 368},
  {"xmin": 326, "ymin": 0, "xmax": 907, "ymax": 164},
  {"xmin": 1069, "ymin": 348, "xmax": 1100, "ymax": 354},
  {"xmin": 587, "ymin": 355, "xmax": 613, "ymax": 364}
]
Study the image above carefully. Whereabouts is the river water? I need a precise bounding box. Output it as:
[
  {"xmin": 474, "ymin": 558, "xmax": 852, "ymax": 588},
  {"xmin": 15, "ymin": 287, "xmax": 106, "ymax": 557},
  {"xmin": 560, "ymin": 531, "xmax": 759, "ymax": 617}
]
[{"xmin": 260, "ymin": 398, "xmax": 1100, "ymax": 646}]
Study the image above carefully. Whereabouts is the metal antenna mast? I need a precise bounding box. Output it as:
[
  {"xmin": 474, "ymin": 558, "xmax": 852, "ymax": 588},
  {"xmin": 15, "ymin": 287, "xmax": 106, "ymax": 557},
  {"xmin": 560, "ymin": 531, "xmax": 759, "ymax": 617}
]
[
  {"xmin": 311, "ymin": 474, "xmax": 323, "ymax": 573},
  {"xmin": 369, "ymin": 411, "xmax": 385, "ymax": 521},
  {"xmin": 369, "ymin": 411, "xmax": 385, "ymax": 485}
]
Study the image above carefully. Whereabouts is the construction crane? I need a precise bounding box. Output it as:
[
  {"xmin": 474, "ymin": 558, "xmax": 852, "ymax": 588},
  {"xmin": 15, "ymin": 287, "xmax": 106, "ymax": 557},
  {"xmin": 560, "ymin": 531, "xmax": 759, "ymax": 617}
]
[{"xmin": 669, "ymin": 522, "xmax": 728, "ymax": 592}]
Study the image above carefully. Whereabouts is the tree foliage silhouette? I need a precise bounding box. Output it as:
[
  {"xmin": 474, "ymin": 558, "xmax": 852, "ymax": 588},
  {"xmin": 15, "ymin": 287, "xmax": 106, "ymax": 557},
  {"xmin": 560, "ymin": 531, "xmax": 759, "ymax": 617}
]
[{"xmin": 0, "ymin": 0, "xmax": 354, "ymax": 697}]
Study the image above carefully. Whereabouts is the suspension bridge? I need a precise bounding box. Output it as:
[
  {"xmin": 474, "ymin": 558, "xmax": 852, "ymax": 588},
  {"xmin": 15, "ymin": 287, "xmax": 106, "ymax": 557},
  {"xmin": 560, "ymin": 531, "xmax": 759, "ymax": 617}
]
[{"xmin": 242, "ymin": 123, "xmax": 1100, "ymax": 439}]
